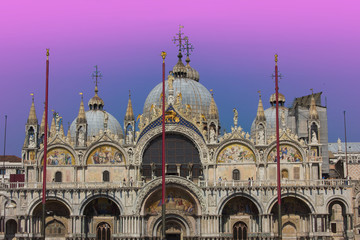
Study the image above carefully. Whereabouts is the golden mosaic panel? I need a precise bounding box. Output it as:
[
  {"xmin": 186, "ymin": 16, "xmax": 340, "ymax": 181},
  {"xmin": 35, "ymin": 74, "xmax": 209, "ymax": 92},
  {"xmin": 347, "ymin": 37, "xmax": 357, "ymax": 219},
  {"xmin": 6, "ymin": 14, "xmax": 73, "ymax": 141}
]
[
  {"xmin": 217, "ymin": 143, "xmax": 255, "ymax": 163},
  {"xmin": 267, "ymin": 145, "xmax": 302, "ymax": 162},
  {"xmin": 87, "ymin": 145, "xmax": 124, "ymax": 165},
  {"xmin": 42, "ymin": 148, "xmax": 75, "ymax": 166}
]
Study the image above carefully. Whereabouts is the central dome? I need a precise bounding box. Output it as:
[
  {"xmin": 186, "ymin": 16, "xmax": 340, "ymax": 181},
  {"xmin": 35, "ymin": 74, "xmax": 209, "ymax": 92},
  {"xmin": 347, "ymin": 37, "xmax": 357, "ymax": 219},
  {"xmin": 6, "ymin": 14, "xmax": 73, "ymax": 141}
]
[{"xmin": 143, "ymin": 77, "xmax": 217, "ymax": 121}]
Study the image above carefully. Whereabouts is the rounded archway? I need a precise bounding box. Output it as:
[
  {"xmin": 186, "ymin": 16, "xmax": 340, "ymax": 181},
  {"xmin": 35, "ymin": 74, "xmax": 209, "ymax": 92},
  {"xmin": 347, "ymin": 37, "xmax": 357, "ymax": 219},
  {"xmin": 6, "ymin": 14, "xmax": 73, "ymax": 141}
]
[
  {"xmin": 141, "ymin": 133, "xmax": 202, "ymax": 180},
  {"xmin": 233, "ymin": 221, "xmax": 247, "ymax": 240},
  {"xmin": 82, "ymin": 197, "xmax": 120, "ymax": 237},
  {"xmin": 328, "ymin": 200, "xmax": 348, "ymax": 237},
  {"xmin": 5, "ymin": 219, "xmax": 17, "ymax": 239},
  {"xmin": 221, "ymin": 196, "xmax": 260, "ymax": 236},
  {"xmin": 270, "ymin": 197, "xmax": 311, "ymax": 239},
  {"xmin": 143, "ymin": 185, "xmax": 198, "ymax": 238},
  {"xmin": 33, "ymin": 200, "xmax": 71, "ymax": 237},
  {"xmin": 155, "ymin": 216, "xmax": 188, "ymax": 240}
]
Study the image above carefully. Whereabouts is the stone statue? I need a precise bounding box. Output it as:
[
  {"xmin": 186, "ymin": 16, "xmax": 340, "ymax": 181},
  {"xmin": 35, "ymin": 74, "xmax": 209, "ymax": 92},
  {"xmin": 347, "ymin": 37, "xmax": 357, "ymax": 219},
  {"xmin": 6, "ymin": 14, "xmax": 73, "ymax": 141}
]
[
  {"xmin": 337, "ymin": 138, "xmax": 342, "ymax": 152},
  {"xmin": 209, "ymin": 127, "xmax": 216, "ymax": 144},
  {"xmin": 78, "ymin": 128, "xmax": 85, "ymax": 146},
  {"xmin": 257, "ymin": 129, "xmax": 265, "ymax": 145},
  {"xmin": 127, "ymin": 128, "xmax": 133, "ymax": 144},
  {"xmin": 28, "ymin": 134, "xmax": 36, "ymax": 148},
  {"xmin": 104, "ymin": 112, "xmax": 109, "ymax": 129},
  {"xmin": 311, "ymin": 130, "xmax": 318, "ymax": 144},
  {"xmin": 168, "ymin": 73, "xmax": 174, "ymax": 91},
  {"xmin": 281, "ymin": 109, "xmax": 286, "ymax": 127},
  {"xmin": 233, "ymin": 108, "xmax": 238, "ymax": 126}
]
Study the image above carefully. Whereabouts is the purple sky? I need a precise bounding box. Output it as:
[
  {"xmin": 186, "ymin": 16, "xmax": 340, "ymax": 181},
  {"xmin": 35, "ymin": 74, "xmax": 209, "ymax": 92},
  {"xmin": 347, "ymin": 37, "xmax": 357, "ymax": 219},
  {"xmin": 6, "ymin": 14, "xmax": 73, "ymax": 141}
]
[{"xmin": 0, "ymin": 0, "xmax": 359, "ymax": 156}]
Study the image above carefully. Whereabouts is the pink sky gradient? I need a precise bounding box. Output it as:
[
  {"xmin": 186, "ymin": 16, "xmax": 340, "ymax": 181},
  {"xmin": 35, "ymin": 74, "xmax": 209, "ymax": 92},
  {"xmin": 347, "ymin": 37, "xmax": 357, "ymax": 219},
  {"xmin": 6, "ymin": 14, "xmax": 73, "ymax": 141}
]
[{"xmin": 0, "ymin": 0, "xmax": 359, "ymax": 155}]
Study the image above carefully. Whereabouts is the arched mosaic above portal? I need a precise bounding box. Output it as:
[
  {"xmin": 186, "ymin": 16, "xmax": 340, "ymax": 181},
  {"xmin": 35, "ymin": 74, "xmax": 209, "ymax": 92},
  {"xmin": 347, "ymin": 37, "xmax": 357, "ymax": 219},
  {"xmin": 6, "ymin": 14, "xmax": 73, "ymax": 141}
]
[
  {"xmin": 217, "ymin": 143, "xmax": 255, "ymax": 163},
  {"xmin": 42, "ymin": 148, "xmax": 75, "ymax": 166},
  {"xmin": 87, "ymin": 145, "xmax": 125, "ymax": 165},
  {"xmin": 267, "ymin": 145, "xmax": 302, "ymax": 162},
  {"xmin": 145, "ymin": 187, "xmax": 197, "ymax": 215}
]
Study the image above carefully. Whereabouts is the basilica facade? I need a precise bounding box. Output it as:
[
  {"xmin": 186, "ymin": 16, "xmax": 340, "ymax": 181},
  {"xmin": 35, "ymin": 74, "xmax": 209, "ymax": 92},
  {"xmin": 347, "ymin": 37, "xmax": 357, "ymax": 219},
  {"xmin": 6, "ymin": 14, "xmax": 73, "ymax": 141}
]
[{"xmin": 1, "ymin": 36, "xmax": 359, "ymax": 240}]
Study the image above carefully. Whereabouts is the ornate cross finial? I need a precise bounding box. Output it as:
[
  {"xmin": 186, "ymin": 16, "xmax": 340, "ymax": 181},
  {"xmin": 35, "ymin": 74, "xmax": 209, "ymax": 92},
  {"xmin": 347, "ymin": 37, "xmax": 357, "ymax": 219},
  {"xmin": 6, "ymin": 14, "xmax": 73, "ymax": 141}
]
[
  {"xmin": 257, "ymin": 90, "xmax": 261, "ymax": 98},
  {"xmin": 91, "ymin": 65, "xmax": 102, "ymax": 93},
  {"xmin": 172, "ymin": 25, "xmax": 185, "ymax": 52},
  {"xmin": 79, "ymin": 92, "xmax": 83, "ymax": 100},
  {"xmin": 275, "ymin": 54, "xmax": 278, "ymax": 65},
  {"xmin": 310, "ymin": 88, "xmax": 314, "ymax": 95},
  {"xmin": 46, "ymin": 49, "xmax": 50, "ymax": 60},
  {"xmin": 182, "ymin": 36, "xmax": 194, "ymax": 57},
  {"xmin": 30, "ymin": 93, "xmax": 34, "ymax": 102},
  {"xmin": 210, "ymin": 89, "xmax": 214, "ymax": 96}
]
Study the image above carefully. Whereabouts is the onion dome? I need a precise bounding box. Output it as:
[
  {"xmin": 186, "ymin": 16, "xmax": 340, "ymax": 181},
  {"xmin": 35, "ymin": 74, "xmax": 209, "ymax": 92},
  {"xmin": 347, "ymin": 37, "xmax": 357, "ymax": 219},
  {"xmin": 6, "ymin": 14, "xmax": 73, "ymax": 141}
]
[
  {"xmin": 70, "ymin": 90, "xmax": 123, "ymax": 139},
  {"xmin": 185, "ymin": 56, "xmax": 200, "ymax": 82},
  {"xmin": 270, "ymin": 93, "xmax": 285, "ymax": 106},
  {"xmin": 172, "ymin": 52, "xmax": 187, "ymax": 78},
  {"xmin": 88, "ymin": 86, "xmax": 104, "ymax": 110},
  {"xmin": 27, "ymin": 94, "xmax": 38, "ymax": 125}
]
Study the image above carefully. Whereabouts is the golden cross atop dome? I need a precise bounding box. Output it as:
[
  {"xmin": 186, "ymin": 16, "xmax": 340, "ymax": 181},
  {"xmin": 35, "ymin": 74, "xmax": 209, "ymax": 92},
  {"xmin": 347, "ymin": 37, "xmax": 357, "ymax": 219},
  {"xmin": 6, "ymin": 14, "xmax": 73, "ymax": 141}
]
[
  {"xmin": 257, "ymin": 90, "xmax": 261, "ymax": 98},
  {"xmin": 173, "ymin": 25, "xmax": 186, "ymax": 51}
]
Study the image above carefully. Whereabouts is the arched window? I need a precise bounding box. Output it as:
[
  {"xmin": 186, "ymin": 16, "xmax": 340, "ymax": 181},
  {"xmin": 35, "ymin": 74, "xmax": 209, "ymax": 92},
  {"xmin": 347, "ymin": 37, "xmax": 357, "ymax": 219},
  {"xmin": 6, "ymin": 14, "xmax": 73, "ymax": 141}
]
[
  {"xmin": 233, "ymin": 221, "xmax": 247, "ymax": 240},
  {"xmin": 55, "ymin": 172, "xmax": 62, "ymax": 182},
  {"xmin": 103, "ymin": 171, "xmax": 110, "ymax": 182},
  {"xmin": 142, "ymin": 134, "xmax": 201, "ymax": 179},
  {"xmin": 232, "ymin": 169, "xmax": 240, "ymax": 180}
]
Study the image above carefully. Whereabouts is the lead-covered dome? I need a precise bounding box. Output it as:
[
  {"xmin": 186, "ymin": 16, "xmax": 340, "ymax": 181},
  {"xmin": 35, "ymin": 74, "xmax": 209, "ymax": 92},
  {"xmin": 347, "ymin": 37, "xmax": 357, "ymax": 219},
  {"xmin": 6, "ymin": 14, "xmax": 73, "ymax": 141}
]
[
  {"xmin": 143, "ymin": 77, "xmax": 217, "ymax": 121},
  {"xmin": 70, "ymin": 110, "xmax": 123, "ymax": 138},
  {"xmin": 70, "ymin": 87, "xmax": 123, "ymax": 139}
]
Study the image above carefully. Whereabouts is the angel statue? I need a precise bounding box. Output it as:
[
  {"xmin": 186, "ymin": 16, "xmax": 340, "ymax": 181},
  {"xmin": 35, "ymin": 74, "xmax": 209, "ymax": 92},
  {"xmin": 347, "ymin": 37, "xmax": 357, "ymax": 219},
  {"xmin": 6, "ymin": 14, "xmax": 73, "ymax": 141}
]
[{"xmin": 233, "ymin": 108, "xmax": 238, "ymax": 127}]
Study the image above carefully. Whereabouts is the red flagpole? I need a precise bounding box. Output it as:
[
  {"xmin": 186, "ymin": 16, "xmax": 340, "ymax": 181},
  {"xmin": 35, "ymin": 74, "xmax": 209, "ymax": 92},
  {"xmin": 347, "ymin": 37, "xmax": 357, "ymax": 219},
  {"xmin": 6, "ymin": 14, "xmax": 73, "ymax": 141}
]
[
  {"xmin": 275, "ymin": 54, "xmax": 282, "ymax": 239},
  {"xmin": 161, "ymin": 51, "xmax": 167, "ymax": 239},
  {"xmin": 42, "ymin": 49, "xmax": 50, "ymax": 239}
]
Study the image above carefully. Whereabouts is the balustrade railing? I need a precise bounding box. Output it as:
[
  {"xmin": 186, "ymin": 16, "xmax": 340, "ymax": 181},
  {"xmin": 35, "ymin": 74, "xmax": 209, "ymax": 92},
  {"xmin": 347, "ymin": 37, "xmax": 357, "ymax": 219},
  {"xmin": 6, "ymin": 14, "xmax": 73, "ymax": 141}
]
[{"xmin": 0, "ymin": 178, "xmax": 353, "ymax": 190}]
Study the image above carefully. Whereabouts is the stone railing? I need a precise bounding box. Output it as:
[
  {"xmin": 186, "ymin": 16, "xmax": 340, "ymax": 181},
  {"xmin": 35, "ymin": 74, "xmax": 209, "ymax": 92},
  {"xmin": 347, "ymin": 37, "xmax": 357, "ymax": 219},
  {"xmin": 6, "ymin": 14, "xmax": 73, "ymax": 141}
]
[
  {"xmin": 198, "ymin": 178, "xmax": 353, "ymax": 188},
  {"xmin": 0, "ymin": 178, "xmax": 353, "ymax": 191},
  {"xmin": 0, "ymin": 180, "xmax": 145, "ymax": 190}
]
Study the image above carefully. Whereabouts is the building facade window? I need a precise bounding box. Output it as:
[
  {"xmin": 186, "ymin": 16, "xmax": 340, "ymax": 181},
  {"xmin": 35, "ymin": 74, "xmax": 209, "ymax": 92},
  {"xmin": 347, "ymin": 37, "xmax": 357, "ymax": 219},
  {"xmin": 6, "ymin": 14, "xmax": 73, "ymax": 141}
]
[
  {"xmin": 232, "ymin": 169, "xmax": 240, "ymax": 180},
  {"xmin": 55, "ymin": 172, "xmax": 62, "ymax": 182},
  {"xmin": 103, "ymin": 171, "xmax": 110, "ymax": 182}
]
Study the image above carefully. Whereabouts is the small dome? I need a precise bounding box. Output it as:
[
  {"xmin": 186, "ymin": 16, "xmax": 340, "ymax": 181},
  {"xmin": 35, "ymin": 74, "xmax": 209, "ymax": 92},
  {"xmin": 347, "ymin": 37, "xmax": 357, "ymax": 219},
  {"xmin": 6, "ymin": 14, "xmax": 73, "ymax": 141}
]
[
  {"xmin": 70, "ymin": 110, "xmax": 123, "ymax": 138},
  {"xmin": 88, "ymin": 86, "xmax": 104, "ymax": 110},
  {"xmin": 173, "ymin": 58, "xmax": 187, "ymax": 78},
  {"xmin": 185, "ymin": 64, "xmax": 200, "ymax": 82},
  {"xmin": 143, "ymin": 77, "xmax": 217, "ymax": 121},
  {"xmin": 270, "ymin": 93, "xmax": 285, "ymax": 106}
]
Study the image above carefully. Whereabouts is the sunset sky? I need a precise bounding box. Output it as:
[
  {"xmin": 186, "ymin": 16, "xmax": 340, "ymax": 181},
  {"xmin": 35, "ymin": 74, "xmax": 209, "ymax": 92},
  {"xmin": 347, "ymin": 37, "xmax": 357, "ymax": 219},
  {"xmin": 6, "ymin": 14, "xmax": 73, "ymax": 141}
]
[{"xmin": 0, "ymin": 0, "xmax": 359, "ymax": 156}]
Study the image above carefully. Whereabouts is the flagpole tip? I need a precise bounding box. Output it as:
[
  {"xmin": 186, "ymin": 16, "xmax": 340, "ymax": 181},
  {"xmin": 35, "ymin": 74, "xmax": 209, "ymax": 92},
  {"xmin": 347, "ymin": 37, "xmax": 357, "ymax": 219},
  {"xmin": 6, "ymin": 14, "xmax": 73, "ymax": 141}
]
[{"xmin": 161, "ymin": 51, "xmax": 167, "ymax": 63}]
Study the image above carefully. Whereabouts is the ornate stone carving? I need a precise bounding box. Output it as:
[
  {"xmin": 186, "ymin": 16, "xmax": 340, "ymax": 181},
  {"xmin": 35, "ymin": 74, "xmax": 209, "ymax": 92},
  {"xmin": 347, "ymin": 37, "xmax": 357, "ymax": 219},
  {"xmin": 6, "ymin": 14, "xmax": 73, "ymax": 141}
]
[{"xmin": 134, "ymin": 177, "xmax": 207, "ymax": 214}]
